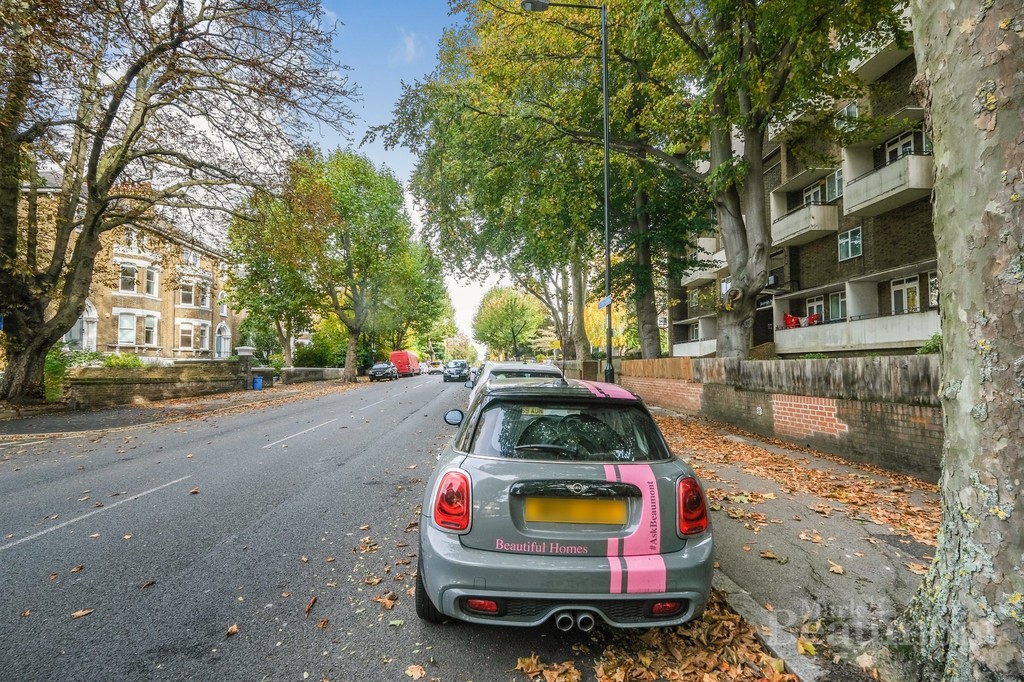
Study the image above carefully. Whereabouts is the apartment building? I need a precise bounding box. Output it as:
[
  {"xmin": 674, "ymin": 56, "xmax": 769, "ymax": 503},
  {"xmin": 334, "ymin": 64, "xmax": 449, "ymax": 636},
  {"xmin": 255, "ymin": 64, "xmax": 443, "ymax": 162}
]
[
  {"xmin": 674, "ymin": 31, "xmax": 938, "ymax": 358},
  {"xmin": 19, "ymin": 175, "xmax": 244, "ymax": 363},
  {"xmin": 64, "ymin": 226, "xmax": 242, "ymax": 363}
]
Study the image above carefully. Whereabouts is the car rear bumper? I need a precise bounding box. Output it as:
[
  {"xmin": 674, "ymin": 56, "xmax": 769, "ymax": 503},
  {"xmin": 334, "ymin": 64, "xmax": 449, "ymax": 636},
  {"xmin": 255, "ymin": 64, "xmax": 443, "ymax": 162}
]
[{"xmin": 419, "ymin": 522, "xmax": 713, "ymax": 628}]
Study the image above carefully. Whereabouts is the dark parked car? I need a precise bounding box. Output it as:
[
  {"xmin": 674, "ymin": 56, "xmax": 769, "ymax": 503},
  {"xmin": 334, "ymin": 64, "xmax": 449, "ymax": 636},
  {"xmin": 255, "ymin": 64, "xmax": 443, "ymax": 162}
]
[
  {"xmin": 442, "ymin": 360, "xmax": 471, "ymax": 383},
  {"xmin": 416, "ymin": 378, "xmax": 713, "ymax": 630},
  {"xmin": 368, "ymin": 361, "xmax": 398, "ymax": 381}
]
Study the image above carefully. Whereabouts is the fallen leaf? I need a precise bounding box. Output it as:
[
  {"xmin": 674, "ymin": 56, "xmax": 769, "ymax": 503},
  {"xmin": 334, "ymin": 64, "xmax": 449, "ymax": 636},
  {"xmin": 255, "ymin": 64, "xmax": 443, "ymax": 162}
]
[
  {"xmin": 141, "ymin": 580, "xmax": 156, "ymax": 589},
  {"xmin": 407, "ymin": 464, "xmax": 416, "ymax": 469},
  {"xmin": 317, "ymin": 618, "xmax": 329, "ymax": 629},
  {"xmin": 186, "ymin": 453, "xmax": 193, "ymax": 458},
  {"xmin": 742, "ymin": 545, "xmax": 752, "ymax": 552},
  {"xmin": 304, "ymin": 596, "xmax": 317, "ymax": 617},
  {"xmin": 372, "ymin": 591, "xmax": 398, "ymax": 610},
  {"xmin": 20, "ymin": 610, "xmax": 30, "ymax": 617},
  {"xmin": 906, "ymin": 562, "xmax": 928, "ymax": 575},
  {"xmin": 50, "ymin": 573, "xmax": 59, "ymax": 581},
  {"xmin": 765, "ymin": 603, "xmax": 774, "ymax": 612},
  {"xmin": 364, "ymin": 576, "xmax": 383, "ymax": 586},
  {"xmin": 281, "ymin": 592, "xmax": 291, "ymax": 598},
  {"xmin": 89, "ymin": 533, "xmax": 100, "ymax": 539},
  {"xmin": 405, "ymin": 664, "xmax": 426, "ymax": 680},
  {"xmin": 123, "ymin": 534, "xmax": 132, "ymax": 540},
  {"xmin": 856, "ymin": 653, "xmax": 875, "ymax": 669},
  {"xmin": 389, "ymin": 619, "xmax": 404, "ymax": 627},
  {"xmin": 359, "ymin": 524, "xmax": 370, "ymax": 531},
  {"xmin": 828, "ymin": 560, "xmax": 845, "ymax": 575},
  {"xmin": 301, "ymin": 556, "xmax": 309, "ymax": 563},
  {"xmin": 71, "ymin": 609, "xmax": 94, "ymax": 619},
  {"xmin": 226, "ymin": 623, "xmax": 239, "ymax": 636},
  {"xmin": 796, "ymin": 638, "xmax": 817, "ymax": 656},
  {"xmin": 189, "ymin": 487, "xmax": 200, "ymax": 495},
  {"xmin": 759, "ymin": 551, "xmax": 778, "ymax": 560}
]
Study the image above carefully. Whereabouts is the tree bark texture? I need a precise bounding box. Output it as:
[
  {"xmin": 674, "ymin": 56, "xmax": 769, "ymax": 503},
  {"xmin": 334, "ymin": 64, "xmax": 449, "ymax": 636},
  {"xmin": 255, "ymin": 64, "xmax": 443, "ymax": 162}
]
[
  {"xmin": 897, "ymin": 2, "xmax": 1024, "ymax": 679},
  {"xmin": 570, "ymin": 259, "xmax": 592, "ymax": 361},
  {"xmin": 633, "ymin": 190, "xmax": 662, "ymax": 359}
]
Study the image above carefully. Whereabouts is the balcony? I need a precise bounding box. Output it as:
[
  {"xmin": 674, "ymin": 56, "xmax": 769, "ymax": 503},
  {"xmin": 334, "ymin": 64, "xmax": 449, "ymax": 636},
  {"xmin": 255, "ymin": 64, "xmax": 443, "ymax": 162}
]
[
  {"xmin": 681, "ymin": 238, "xmax": 728, "ymax": 287},
  {"xmin": 844, "ymin": 153, "xmax": 933, "ymax": 217},
  {"xmin": 772, "ymin": 202, "xmax": 840, "ymax": 248},
  {"xmin": 775, "ymin": 309, "xmax": 939, "ymax": 355},
  {"xmin": 672, "ymin": 338, "xmax": 717, "ymax": 358}
]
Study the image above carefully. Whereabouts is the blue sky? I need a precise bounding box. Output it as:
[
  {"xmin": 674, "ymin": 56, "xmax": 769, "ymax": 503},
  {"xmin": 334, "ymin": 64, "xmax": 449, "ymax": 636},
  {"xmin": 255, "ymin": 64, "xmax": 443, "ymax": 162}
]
[
  {"xmin": 316, "ymin": 2, "xmax": 496, "ymax": 350},
  {"xmin": 319, "ymin": 1, "xmax": 455, "ymax": 183}
]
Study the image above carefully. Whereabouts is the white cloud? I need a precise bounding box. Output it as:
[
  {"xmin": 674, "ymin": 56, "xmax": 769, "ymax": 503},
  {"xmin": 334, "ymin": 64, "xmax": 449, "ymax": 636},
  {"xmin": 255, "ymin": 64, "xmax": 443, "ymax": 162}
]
[{"xmin": 388, "ymin": 28, "xmax": 421, "ymax": 65}]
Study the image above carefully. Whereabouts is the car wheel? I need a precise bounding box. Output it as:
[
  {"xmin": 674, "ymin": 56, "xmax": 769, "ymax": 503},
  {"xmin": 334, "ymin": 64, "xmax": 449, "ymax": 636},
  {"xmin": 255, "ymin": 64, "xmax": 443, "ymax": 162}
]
[{"xmin": 415, "ymin": 562, "xmax": 445, "ymax": 624}]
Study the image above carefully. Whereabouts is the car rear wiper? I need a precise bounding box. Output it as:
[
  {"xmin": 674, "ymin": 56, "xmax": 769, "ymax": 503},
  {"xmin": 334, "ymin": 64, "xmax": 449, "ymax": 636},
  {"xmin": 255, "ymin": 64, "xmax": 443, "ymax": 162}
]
[{"xmin": 513, "ymin": 444, "xmax": 582, "ymax": 460}]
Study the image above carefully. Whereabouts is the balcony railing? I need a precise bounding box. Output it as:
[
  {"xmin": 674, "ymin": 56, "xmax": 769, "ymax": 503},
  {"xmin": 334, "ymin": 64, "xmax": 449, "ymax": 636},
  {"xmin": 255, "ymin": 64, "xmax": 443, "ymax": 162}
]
[
  {"xmin": 672, "ymin": 338, "xmax": 718, "ymax": 358},
  {"xmin": 775, "ymin": 309, "xmax": 939, "ymax": 355},
  {"xmin": 772, "ymin": 202, "xmax": 840, "ymax": 248},
  {"xmin": 845, "ymin": 152, "xmax": 934, "ymax": 216},
  {"xmin": 681, "ymin": 248, "xmax": 727, "ymax": 287}
]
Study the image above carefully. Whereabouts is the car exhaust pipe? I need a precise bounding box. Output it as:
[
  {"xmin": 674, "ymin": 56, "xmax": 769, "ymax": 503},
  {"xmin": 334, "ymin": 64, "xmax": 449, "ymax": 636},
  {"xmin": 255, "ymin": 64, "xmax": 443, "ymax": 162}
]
[
  {"xmin": 554, "ymin": 611, "xmax": 574, "ymax": 632},
  {"xmin": 574, "ymin": 611, "xmax": 596, "ymax": 633}
]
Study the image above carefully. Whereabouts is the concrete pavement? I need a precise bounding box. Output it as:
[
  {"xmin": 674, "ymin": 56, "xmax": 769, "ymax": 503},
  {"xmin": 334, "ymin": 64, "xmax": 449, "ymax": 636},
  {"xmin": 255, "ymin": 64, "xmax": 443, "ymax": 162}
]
[{"xmin": 2, "ymin": 388, "xmax": 935, "ymax": 681}]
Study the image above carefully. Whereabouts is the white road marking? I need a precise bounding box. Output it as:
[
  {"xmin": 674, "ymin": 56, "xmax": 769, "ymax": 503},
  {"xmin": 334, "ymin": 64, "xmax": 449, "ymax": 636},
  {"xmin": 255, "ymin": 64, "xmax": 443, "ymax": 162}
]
[
  {"xmin": 262, "ymin": 419, "xmax": 338, "ymax": 449},
  {"xmin": 358, "ymin": 399, "xmax": 387, "ymax": 411},
  {"xmin": 0, "ymin": 440, "xmax": 45, "ymax": 449},
  {"xmin": 0, "ymin": 475, "xmax": 192, "ymax": 553}
]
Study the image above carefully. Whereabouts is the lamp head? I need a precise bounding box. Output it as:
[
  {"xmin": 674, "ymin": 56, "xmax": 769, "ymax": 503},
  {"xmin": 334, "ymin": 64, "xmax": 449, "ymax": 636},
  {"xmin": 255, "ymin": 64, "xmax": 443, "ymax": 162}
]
[{"xmin": 521, "ymin": 0, "xmax": 550, "ymax": 10}]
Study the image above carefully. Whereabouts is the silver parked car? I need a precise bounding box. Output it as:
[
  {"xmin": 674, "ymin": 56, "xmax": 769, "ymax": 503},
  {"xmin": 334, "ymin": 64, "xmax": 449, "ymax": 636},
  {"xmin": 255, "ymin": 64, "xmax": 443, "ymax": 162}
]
[
  {"xmin": 465, "ymin": 360, "xmax": 563, "ymax": 406},
  {"xmin": 416, "ymin": 378, "xmax": 713, "ymax": 630}
]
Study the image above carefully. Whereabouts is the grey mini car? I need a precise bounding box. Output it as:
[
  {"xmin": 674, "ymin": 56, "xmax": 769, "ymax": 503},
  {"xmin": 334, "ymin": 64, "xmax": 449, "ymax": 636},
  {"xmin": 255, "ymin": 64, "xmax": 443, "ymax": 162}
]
[{"xmin": 416, "ymin": 378, "xmax": 713, "ymax": 631}]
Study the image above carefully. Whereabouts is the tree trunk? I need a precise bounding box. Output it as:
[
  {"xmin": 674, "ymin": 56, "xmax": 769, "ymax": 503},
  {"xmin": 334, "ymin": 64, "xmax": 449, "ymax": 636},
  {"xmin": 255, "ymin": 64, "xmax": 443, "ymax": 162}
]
[
  {"xmin": 632, "ymin": 190, "xmax": 661, "ymax": 359},
  {"xmin": 569, "ymin": 258, "xmax": 591, "ymax": 361},
  {"xmin": 666, "ymin": 254, "xmax": 687, "ymax": 351},
  {"xmin": 341, "ymin": 333, "xmax": 359, "ymax": 383},
  {"xmin": 894, "ymin": 3, "xmax": 1024, "ymax": 680},
  {"xmin": 0, "ymin": 332, "xmax": 50, "ymax": 404}
]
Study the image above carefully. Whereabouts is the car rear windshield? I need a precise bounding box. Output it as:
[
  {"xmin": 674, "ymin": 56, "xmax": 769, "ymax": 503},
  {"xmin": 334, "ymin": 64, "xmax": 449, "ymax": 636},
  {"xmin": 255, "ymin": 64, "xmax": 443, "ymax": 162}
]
[
  {"xmin": 465, "ymin": 400, "xmax": 671, "ymax": 463},
  {"xmin": 489, "ymin": 370, "xmax": 560, "ymax": 380}
]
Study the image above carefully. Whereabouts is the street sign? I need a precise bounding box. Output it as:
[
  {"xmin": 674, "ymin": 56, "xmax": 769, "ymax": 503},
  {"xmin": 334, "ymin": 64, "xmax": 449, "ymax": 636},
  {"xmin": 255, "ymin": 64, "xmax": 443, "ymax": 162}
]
[{"xmin": 597, "ymin": 295, "xmax": 612, "ymax": 310}]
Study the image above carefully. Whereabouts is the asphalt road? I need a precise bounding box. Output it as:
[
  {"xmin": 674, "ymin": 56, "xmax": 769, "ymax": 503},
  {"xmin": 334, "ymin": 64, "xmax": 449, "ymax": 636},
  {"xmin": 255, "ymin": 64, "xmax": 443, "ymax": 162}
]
[{"xmin": 0, "ymin": 378, "xmax": 600, "ymax": 682}]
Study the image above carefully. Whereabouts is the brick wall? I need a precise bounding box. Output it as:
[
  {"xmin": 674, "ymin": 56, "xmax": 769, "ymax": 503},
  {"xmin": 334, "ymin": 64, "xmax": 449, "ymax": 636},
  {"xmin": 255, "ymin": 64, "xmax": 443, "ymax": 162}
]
[
  {"xmin": 66, "ymin": 361, "xmax": 242, "ymax": 408},
  {"xmin": 620, "ymin": 357, "xmax": 942, "ymax": 482}
]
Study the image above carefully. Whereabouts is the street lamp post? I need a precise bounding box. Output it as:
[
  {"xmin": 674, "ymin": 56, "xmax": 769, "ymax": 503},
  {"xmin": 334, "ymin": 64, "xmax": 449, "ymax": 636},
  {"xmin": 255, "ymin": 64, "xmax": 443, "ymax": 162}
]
[{"xmin": 521, "ymin": 0, "xmax": 614, "ymax": 383}]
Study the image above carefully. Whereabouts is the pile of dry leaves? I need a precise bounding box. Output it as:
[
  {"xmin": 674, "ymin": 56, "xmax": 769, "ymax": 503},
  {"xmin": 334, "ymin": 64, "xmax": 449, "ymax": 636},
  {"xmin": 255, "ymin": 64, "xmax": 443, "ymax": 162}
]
[
  {"xmin": 655, "ymin": 415, "xmax": 940, "ymax": 546},
  {"xmin": 516, "ymin": 591, "xmax": 796, "ymax": 682}
]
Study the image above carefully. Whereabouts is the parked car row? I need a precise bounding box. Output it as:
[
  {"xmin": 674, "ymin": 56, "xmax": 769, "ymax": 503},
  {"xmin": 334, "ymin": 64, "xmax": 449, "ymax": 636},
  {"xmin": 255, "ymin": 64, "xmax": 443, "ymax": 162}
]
[{"xmin": 416, "ymin": 371, "xmax": 714, "ymax": 633}]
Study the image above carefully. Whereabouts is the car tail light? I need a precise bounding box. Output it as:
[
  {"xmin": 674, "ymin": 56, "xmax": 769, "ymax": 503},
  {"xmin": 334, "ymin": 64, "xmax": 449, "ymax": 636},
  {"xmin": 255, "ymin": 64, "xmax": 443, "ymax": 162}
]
[
  {"xmin": 651, "ymin": 600, "xmax": 685, "ymax": 617},
  {"xmin": 678, "ymin": 477, "xmax": 708, "ymax": 535},
  {"xmin": 434, "ymin": 471, "xmax": 471, "ymax": 531},
  {"xmin": 465, "ymin": 598, "xmax": 499, "ymax": 614}
]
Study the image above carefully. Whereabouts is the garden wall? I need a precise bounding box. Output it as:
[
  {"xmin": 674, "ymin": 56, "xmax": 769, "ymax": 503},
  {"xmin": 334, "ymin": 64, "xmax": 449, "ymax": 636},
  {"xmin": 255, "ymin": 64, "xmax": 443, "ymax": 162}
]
[
  {"xmin": 280, "ymin": 367, "xmax": 344, "ymax": 384},
  {"xmin": 66, "ymin": 361, "xmax": 243, "ymax": 409},
  {"xmin": 620, "ymin": 355, "xmax": 942, "ymax": 482}
]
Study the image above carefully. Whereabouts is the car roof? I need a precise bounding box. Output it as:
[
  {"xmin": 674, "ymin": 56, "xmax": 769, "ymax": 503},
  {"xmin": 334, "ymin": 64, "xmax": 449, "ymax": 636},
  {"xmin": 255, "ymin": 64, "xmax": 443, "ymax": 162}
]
[
  {"xmin": 477, "ymin": 377, "xmax": 638, "ymax": 402},
  {"xmin": 484, "ymin": 361, "xmax": 561, "ymax": 374}
]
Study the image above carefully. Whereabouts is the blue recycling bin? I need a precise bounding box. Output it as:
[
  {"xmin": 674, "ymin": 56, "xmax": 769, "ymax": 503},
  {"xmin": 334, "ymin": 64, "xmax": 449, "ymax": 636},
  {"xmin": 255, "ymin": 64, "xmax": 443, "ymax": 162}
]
[{"xmin": 252, "ymin": 375, "xmax": 263, "ymax": 390}]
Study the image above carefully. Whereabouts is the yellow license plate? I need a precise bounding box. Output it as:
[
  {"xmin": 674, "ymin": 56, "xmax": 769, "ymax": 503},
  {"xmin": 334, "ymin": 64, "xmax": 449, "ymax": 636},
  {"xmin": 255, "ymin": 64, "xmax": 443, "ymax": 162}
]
[{"xmin": 524, "ymin": 497, "xmax": 627, "ymax": 525}]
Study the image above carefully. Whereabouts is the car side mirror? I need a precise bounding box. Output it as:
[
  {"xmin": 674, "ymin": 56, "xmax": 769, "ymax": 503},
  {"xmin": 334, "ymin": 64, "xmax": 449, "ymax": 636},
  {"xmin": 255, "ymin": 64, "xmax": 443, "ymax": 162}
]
[
  {"xmin": 464, "ymin": 380, "xmax": 474, "ymax": 388},
  {"xmin": 444, "ymin": 409, "xmax": 464, "ymax": 426}
]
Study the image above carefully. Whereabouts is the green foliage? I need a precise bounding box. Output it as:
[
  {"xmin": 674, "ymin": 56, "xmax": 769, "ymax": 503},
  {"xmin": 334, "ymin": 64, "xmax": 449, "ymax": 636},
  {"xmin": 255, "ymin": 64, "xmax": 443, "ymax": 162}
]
[
  {"xmin": 43, "ymin": 347, "xmax": 70, "ymax": 402},
  {"xmin": 293, "ymin": 344, "xmax": 338, "ymax": 368},
  {"xmin": 103, "ymin": 353, "xmax": 144, "ymax": 368},
  {"xmin": 799, "ymin": 353, "xmax": 828, "ymax": 360},
  {"xmin": 472, "ymin": 287, "xmax": 548, "ymax": 359},
  {"xmin": 917, "ymin": 333, "xmax": 942, "ymax": 355},
  {"xmin": 268, "ymin": 354, "xmax": 286, "ymax": 375},
  {"xmin": 239, "ymin": 316, "xmax": 284, "ymax": 365}
]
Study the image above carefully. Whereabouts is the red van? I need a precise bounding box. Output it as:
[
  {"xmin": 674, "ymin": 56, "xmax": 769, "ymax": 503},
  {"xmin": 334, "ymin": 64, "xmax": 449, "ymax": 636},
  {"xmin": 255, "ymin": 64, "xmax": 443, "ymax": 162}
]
[{"xmin": 389, "ymin": 350, "xmax": 420, "ymax": 378}]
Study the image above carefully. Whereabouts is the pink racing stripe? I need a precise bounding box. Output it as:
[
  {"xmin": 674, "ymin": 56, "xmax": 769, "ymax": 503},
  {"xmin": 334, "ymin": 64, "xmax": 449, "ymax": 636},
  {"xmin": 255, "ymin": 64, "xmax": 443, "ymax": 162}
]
[
  {"xmin": 604, "ymin": 463, "xmax": 668, "ymax": 594},
  {"xmin": 579, "ymin": 381, "xmax": 636, "ymax": 401},
  {"xmin": 623, "ymin": 555, "xmax": 668, "ymax": 593}
]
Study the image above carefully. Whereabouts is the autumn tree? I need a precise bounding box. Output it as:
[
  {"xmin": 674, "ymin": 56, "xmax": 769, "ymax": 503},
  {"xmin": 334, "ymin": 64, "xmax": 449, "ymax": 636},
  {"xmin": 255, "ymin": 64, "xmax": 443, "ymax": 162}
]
[
  {"xmin": 892, "ymin": 2, "xmax": 1024, "ymax": 679},
  {"xmin": 0, "ymin": 0, "xmax": 355, "ymax": 402},
  {"xmin": 472, "ymin": 286, "xmax": 548, "ymax": 359}
]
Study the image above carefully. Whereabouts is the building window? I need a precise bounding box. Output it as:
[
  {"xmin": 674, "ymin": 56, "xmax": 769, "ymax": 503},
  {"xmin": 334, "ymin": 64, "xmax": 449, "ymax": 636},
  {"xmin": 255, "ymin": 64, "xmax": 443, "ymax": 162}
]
[
  {"xmin": 198, "ymin": 284, "xmax": 211, "ymax": 309},
  {"xmin": 807, "ymin": 296, "xmax": 825, "ymax": 319},
  {"xmin": 145, "ymin": 268, "xmax": 159, "ymax": 296},
  {"xmin": 179, "ymin": 323, "xmax": 193, "ymax": 349},
  {"xmin": 118, "ymin": 313, "xmax": 136, "ymax": 344},
  {"xmin": 218, "ymin": 292, "xmax": 228, "ymax": 317},
  {"xmin": 829, "ymin": 291, "xmax": 847, "ymax": 321},
  {"xmin": 689, "ymin": 325, "xmax": 699, "ymax": 341},
  {"xmin": 119, "ymin": 265, "xmax": 137, "ymax": 292},
  {"xmin": 688, "ymin": 289, "xmax": 699, "ymax": 309},
  {"xmin": 838, "ymin": 227, "xmax": 862, "ymax": 261},
  {"xmin": 180, "ymin": 285, "xmax": 194, "ymax": 306},
  {"xmin": 928, "ymin": 271, "xmax": 939, "ymax": 308},
  {"xmin": 892, "ymin": 276, "xmax": 920, "ymax": 314},
  {"xmin": 183, "ymin": 248, "xmax": 200, "ymax": 266},
  {"xmin": 834, "ymin": 102, "xmax": 858, "ymax": 131},
  {"xmin": 802, "ymin": 182, "xmax": 823, "ymax": 205},
  {"xmin": 826, "ymin": 168, "xmax": 843, "ymax": 202},
  {"xmin": 719, "ymin": 276, "xmax": 732, "ymax": 300},
  {"xmin": 144, "ymin": 316, "xmax": 157, "ymax": 345},
  {"xmin": 885, "ymin": 131, "xmax": 915, "ymax": 162},
  {"xmin": 215, "ymin": 323, "xmax": 231, "ymax": 358},
  {"xmin": 198, "ymin": 324, "xmax": 209, "ymax": 350}
]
